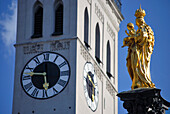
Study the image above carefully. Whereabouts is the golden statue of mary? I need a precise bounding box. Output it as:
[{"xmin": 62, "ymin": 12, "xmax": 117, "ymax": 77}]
[{"xmin": 122, "ymin": 6, "xmax": 155, "ymax": 90}]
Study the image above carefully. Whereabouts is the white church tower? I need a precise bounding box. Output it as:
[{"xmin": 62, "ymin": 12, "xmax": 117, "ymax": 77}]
[{"xmin": 12, "ymin": 0, "xmax": 123, "ymax": 114}]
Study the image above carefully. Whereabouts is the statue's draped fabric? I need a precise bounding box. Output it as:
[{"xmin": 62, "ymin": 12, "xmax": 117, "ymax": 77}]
[{"xmin": 122, "ymin": 6, "xmax": 155, "ymax": 89}]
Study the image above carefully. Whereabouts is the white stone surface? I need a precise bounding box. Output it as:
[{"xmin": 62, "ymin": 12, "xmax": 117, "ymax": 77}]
[{"xmin": 13, "ymin": 0, "xmax": 123, "ymax": 114}]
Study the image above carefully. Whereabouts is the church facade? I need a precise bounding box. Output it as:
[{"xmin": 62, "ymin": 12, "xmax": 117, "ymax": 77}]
[{"xmin": 12, "ymin": 0, "xmax": 123, "ymax": 114}]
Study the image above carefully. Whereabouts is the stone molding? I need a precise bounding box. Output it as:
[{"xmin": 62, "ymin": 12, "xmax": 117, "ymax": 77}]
[
  {"xmin": 107, "ymin": 22, "xmax": 115, "ymax": 40},
  {"xmin": 117, "ymin": 88, "xmax": 170, "ymax": 114},
  {"xmin": 95, "ymin": 3, "xmax": 104, "ymax": 23}
]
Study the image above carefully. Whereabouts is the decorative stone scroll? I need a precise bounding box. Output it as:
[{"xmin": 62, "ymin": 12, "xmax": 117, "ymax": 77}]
[
  {"xmin": 106, "ymin": 80, "xmax": 115, "ymax": 97},
  {"xmin": 23, "ymin": 43, "xmax": 43, "ymax": 54},
  {"xmin": 50, "ymin": 41, "xmax": 70, "ymax": 51},
  {"xmin": 95, "ymin": 3, "xmax": 104, "ymax": 23},
  {"xmin": 107, "ymin": 22, "xmax": 115, "ymax": 39}
]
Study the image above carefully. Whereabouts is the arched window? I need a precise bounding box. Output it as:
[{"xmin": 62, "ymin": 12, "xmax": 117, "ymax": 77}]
[
  {"xmin": 106, "ymin": 41, "xmax": 112, "ymax": 78},
  {"xmin": 52, "ymin": 3, "xmax": 63, "ymax": 36},
  {"xmin": 84, "ymin": 8, "xmax": 89, "ymax": 48},
  {"xmin": 32, "ymin": 1, "xmax": 43, "ymax": 38},
  {"xmin": 95, "ymin": 23, "xmax": 101, "ymax": 63}
]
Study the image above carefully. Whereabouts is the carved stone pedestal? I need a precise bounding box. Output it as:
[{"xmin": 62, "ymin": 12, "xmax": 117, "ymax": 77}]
[{"xmin": 117, "ymin": 88, "xmax": 170, "ymax": 114}]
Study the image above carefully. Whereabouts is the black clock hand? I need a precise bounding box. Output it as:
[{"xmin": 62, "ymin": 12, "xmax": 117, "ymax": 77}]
[
  {"xmin": 86, "ymin": 75, "xmax": 95, "ymax": 102},
  {"xmin": 86, "ymin": 75, "xmax": 96, "ymax": 89},
  {"xmin": 87, "ymin": 74, "xmax": 95, "ymax": 88}
]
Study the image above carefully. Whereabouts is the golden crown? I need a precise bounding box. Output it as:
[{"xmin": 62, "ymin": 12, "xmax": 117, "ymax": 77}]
[{"xmin": 135, "ymin": 5, "xmax": 146, "ymax": 18}]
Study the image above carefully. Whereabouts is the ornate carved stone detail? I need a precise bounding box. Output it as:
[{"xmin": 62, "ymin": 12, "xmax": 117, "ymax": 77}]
[
  {"xmin": 107, "ymin": 22, "xmax": 115, "ymax": 39},
  {"xmin": 98, "ymin": 0, "xmax": 122, "ymax": 31},
  {"xmin": 23, "ymin": 40, "xmax": 70, "ymax": 54},
  {"xmin": 23, "ymin": 43, "xmax": 43, "ymax": 54},
  {"xmin": 95, "ymin": 3, "xmax": 104, "ymax": 23},
  {"xmin": 80, "ymin": 45, "xmax": 91, "ymax": 62},
  {"xmin": 50, "ymin": 41, "xmax": 70, "ymax": 51},
  {"xmin": 87, "ymin": 0, "xmax": 91, "ymax": 4},
  {"xmin": 93, "ymin": 63, "xmax": 103, "ymax": 82},
  {"xmin": 106, "ymin": 80, "xmax": 115, "ymax": 97},
  {"xmin": 117, "ymin": 88, "xmax": 170, "ymax": 114}
]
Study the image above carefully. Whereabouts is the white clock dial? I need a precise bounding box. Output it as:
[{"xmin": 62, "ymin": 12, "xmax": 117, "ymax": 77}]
[
  {"xmin": 21, "ymin": 52, "xmax": 70, "ymax": 99},
  {"xmin": 83, "ymin": 62, "xmax": 99, "ymax": 111}
]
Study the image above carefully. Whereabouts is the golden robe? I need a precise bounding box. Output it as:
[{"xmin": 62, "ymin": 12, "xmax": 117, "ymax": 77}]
[{"xmin": 124, "ymin": 24, "xmax": 155, "ymax": 89}]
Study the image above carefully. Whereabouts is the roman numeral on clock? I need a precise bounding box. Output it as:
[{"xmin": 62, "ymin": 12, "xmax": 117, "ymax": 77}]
[
  {"xmin": 53, "ymin": 55, "xmax": 59, "ymax": 62},
  {"xmin": 43, "ymin": 53, "xmax": 49, "ymax": 61},
  {"xmin": 43, "ymin": 90, "xmax": 48, "ymax": 98},
  {"xmin": 59, "ymin": 61, "xmax": 67, "ymax": 68},
  {"xmin": 34, "ymin": 57, "xmax": 40, "ymax": 65},
  {"xmin": 58, "ymin": 79, "xmax": 66, "ymax": 87},
  {"xmin": 24, "ymin": 82, "xmax": 33, "ymax": 92},
  {"xmin": 26, "ymin": 65, "xmax": 34, "ymax": 72},
  {"xmin": 60, "ymin": 70, "xmax": 69, "ymax": 76},
  {"xmin": 53, "ymin": 87, "xmax": 58, "ymax": 94},
  {"xmin": 84, "ymin": 87, "xmax": 87, "ymax": 93},
  {"xmin": 31, "ymin": 88, "xmax": 39, "ymax": 97},
  {"xmin": 23, "ymin": 75, "xmax": 31, "ymax": 80}
]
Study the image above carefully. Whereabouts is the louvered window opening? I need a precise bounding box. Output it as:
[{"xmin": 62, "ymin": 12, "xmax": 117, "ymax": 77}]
[
  {"xmin": 95, "ymin": 24, "xmax": 101, "ymax": 64},
  {"xmin": 106, "ymin": 41, "xmax": 112, "ymax": 78},
  {"xmin": 84, "ymin": 8, "xmax": 89, "ymax": 48},
  {"xmin": 32, "ymin": 7, "xmax": 43, "ymax": 38},
  {"xmin": 53, "ymin": 5, "xmax": 63, "ymax": 35}
]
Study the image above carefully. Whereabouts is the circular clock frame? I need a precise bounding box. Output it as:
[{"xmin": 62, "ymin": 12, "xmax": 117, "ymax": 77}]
[
  {"xmin": 83, "ymin": 62, "xmax": 99, "ymax": 111},
  {"xmin": 21, "ymin": 51, "xmax": 71, "ymax": 99}
]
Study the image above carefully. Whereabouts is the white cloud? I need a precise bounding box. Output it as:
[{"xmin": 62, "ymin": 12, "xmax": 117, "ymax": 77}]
[{"xmin": 0, "ymin": 1, "xmax": 17, "ymax": 54}]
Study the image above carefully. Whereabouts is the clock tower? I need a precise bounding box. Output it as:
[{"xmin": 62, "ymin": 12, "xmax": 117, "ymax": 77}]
[{"xmin": 12, "ymin": 0, "xmax": 123, "ymax": 114}]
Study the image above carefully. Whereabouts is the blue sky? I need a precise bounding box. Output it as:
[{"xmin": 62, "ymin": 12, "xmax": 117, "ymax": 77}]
[
  {"xmin": 0, "ymin": 0, "xmax": 16, "ymax": 114},
  {"xmin": 119, "ymin": 0, "xmax": 170, "ymax": 113},
  {"xmin": 0, "ymin": 0, "xmax": 169, "ymax": 114}
]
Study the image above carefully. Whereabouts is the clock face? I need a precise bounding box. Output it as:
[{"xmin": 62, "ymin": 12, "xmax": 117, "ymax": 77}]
[
  {"xmin": 21, "ymin": 52, "xmax": 70, "ymax": 99},
  {"xmin": 83, "ymin": 62, "xmax": 99, "ymax": 111}
]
